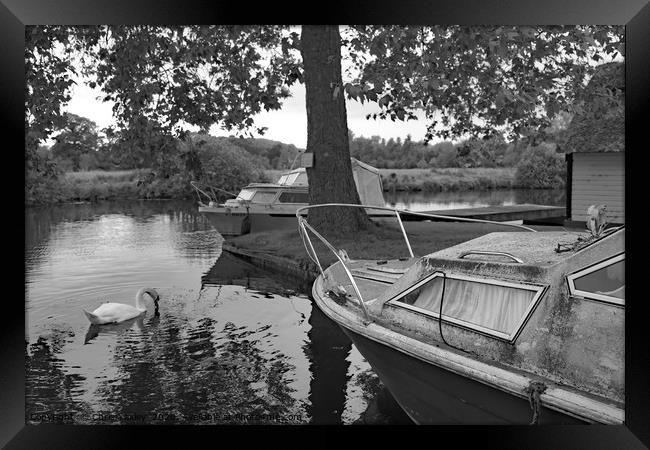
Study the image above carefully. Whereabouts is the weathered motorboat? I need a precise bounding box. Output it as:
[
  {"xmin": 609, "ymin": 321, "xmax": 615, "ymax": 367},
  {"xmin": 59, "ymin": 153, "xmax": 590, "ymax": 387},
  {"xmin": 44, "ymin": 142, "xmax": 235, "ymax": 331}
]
[
  {"xmin": 192, "ymin": 158, "xmax": 387, "ymax": 235},
  {"xmin": 298, "ymin": 204, "xmax": 624, "ymax": 424}
]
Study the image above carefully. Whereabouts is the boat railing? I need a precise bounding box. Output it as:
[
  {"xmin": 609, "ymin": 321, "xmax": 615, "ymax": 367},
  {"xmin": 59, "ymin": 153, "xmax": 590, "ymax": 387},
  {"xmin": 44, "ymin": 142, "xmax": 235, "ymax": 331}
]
[
  {"xmin": 295, "ymin": 203, "xmax": 536, "ymax": 323},
  {"xmin": 190, "ymin": 181, "xmax": 238, "ymax": 206},
  {"xmin": 458, "ymin": 250, "xmax": 524, "ymax": 264}
]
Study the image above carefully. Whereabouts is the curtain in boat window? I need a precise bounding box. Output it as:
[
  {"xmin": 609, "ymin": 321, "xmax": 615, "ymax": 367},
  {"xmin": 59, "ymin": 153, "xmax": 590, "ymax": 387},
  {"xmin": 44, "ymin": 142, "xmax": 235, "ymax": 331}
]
[{"xmin": 399, "ymin": 277, "xmax": 536, "ymax": 335}]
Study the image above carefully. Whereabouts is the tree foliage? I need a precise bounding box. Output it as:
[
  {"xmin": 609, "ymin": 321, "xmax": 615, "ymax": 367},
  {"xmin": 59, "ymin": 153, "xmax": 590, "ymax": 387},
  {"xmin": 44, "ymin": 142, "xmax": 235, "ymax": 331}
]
[
  {"xmin": 80, "ymin": 25, "xmax": 301, "ymax": 137},
  {"xmin": 514, "ymin": 145, "xmax": 566, "ymax": 188},
  {"xmin": 26, "ymin": 25, "xmax": 623, "ymax": 226},
  {"xmin": 564, "ymin": 61, "xmax": 624, "ymax": 153},
  {"xmin": 50, "ymin": 113, "xmax": 100, "ymax": 171},
  {"xmin": 343, "ymin": 25, "xmax": 623, "ymax": 142}
]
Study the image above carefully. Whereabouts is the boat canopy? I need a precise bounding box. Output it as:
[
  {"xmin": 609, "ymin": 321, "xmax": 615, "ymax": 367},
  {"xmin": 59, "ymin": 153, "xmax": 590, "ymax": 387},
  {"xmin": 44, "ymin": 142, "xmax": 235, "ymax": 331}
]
[{"xmin": 277, "ymin": 157, "xmax": 384, "ymax": 207}]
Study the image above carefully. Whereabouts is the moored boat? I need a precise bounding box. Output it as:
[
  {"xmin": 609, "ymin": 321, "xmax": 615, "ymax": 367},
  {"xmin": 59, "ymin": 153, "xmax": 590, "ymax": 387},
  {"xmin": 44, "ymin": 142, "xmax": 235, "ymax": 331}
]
[
  {"xmin": 192, "ymin": 158, "xmax": 387, "ymax": 235},
  {"xmin": 298, "ymin": 204, "xmax": 624, "ymax": 424}
]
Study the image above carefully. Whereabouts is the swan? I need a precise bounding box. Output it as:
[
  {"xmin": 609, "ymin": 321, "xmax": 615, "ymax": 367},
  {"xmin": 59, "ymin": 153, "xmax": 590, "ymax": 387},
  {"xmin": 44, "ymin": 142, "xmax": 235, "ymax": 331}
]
[{"xmin": 83, "ymin": 287, "xmax": 160, "ymax": 325}]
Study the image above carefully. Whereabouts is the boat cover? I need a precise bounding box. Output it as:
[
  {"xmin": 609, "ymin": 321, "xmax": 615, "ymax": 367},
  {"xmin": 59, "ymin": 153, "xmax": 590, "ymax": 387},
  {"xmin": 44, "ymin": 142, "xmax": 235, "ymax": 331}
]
[{"xmin": 277, "ymin": 157, "xmax": 384, "ymax": 206}]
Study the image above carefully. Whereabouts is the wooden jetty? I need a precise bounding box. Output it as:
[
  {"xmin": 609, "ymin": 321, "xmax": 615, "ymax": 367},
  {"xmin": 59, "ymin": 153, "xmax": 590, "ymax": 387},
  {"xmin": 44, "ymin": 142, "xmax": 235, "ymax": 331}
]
[{"xmin": 400, "ymin": 204, "xmax": 566, "ymax": 225}]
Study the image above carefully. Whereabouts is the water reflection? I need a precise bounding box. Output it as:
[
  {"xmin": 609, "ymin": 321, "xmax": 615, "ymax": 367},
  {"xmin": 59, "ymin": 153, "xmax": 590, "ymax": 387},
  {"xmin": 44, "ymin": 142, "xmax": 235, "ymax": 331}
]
[
  {"xmin": 384, "ymin": 188, "xmax": 566, "ymax": 212},
  {"xmin": 31, "ymin": 193, "xmax": 551, "ymax": 425},
  {"xmin": 26, "ymin": 200, "xmax": 397, "ymax": 424},
  {"xmin": 305, "ymin": 305, "xmax": 352, "ymax": 424},
  {"xmin": 83, "ymin": 316, "xmax": 146, "ymax": 345}
]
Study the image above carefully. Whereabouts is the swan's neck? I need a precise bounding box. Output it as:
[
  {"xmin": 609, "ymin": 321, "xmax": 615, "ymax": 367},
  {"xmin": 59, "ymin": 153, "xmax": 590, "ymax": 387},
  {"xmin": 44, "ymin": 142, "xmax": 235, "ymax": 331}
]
[{"xmin": 135, "ymin": 289, "xmax": 148, "ymax": 311}]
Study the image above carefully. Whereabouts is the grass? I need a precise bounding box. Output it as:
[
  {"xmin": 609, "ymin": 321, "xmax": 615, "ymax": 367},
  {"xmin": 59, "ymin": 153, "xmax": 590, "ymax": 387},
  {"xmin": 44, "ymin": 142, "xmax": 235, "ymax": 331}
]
[
  {"xmin": 64, "ymin": 169, "xmax": 147, "ymax": 183},
  {"xmin": 61, "ymin": 169, "xmax": 147, "ymax": 202},
  {"xmin": 227, "ymin": 219, "xmax": 546, "ymax": 269}
]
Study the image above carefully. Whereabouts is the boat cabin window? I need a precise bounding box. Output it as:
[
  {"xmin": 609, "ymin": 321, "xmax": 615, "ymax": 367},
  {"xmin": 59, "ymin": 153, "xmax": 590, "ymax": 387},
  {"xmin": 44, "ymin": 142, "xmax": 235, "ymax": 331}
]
[
  {"xmin": 388, "ymin": 273, "xmax": 546, "ymax": 341},
  {"xmin": 278, "ymin": 192, "xmax": 309, "ymax": 203},
  {"xmin": 236, "ymin": 189, "xmax": 255, "ymax": 201},
  {"xmin": 278, "ymin": 175, "xmax": 289, "ymax": 185},
  {"xmin": 284, "ymin": 172, "xmax": 301, "ymax": 185},
  {"xmin": 251, "ymin": 190, "xmax": 278, "ymax": 203},
  {"xmin": 567, "ymin": 254, "xmax": 624, "ymax": 305}
]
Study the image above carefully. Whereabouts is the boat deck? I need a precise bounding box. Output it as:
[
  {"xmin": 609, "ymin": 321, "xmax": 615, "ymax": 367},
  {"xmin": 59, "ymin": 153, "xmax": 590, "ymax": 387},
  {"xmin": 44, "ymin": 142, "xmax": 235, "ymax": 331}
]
[
  {"xmin": 426, "ymin": 231, "xmax": 585, "ymax": 267},
  {"xmin": 324, "ymin": 258, "xmax": 415, "ymax": 303}
]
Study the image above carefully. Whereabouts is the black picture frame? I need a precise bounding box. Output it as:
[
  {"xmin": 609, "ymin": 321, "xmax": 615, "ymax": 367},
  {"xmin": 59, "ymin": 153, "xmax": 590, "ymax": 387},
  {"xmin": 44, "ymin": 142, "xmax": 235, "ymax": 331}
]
[{"xmin": 4, "ymin": 0, "xmax": 648, "ymax": 447}]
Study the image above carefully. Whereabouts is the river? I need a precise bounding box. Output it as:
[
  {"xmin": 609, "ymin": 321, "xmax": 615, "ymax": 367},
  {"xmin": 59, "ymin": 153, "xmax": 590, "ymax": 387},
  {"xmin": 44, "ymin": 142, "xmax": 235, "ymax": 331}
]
[
  {"xmin": 384, "ymin": 188, "xmax": 565, "ymax": 211},
  {"xmin": 25, "ymin": 189, "xmax": 564, "ymax": 425}
]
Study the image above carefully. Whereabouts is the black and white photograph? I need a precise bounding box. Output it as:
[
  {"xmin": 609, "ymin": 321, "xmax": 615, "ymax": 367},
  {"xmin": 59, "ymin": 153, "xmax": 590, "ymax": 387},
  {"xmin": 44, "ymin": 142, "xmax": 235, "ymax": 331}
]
[{"xmin": 4, "ymin": 1, "xmax": 648, "ymax": 444}]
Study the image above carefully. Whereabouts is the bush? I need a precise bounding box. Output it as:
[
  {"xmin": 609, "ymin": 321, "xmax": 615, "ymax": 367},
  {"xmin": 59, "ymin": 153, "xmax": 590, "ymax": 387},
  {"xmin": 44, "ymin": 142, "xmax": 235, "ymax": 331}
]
[
  {"xmin": 514, "ymin": 146, "xmax": 566, "ymax": 189},
  {"xmin": 129, "ymin": 133, "xmax": 268, "ymax": 201},
  {"xmin": 190, "ymin": 134, "xmax": 267, "ymax": 192}
]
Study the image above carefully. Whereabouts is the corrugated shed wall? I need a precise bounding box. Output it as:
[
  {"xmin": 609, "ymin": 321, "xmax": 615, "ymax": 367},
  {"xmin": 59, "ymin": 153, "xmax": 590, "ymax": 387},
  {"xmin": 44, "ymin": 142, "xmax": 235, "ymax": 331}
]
[{"xmin": 571, "ymin": 152, "xmax": 625, "ymax": 223}]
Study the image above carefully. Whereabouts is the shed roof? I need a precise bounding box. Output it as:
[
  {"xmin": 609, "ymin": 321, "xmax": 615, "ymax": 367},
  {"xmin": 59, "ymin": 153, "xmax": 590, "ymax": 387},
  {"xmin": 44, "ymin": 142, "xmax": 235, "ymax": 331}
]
[{"xmin": 564, "ymin": 62, "xmax": 624, "ymax": 154}]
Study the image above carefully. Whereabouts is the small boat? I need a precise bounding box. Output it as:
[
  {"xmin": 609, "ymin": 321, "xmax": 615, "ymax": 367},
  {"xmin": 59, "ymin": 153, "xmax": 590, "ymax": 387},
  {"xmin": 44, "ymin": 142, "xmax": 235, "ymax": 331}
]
[
  {"xmin": 298, "ymin": 204, "xmax": 624, "ymax": 424},
  {"xmin": 192, "ymin": 158, "xmax": 387, "ymax": 236}
]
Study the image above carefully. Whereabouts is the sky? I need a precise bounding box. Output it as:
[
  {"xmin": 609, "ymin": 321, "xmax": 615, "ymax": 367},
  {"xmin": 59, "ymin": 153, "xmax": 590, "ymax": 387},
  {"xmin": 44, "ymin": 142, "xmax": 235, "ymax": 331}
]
[
  {"xmin": 64, "ymin": 77, "xmax": 433, "ymax": 149},
  {"xmin": 61, "ymin": 25, "xmax": 622, "ymax": 149}
]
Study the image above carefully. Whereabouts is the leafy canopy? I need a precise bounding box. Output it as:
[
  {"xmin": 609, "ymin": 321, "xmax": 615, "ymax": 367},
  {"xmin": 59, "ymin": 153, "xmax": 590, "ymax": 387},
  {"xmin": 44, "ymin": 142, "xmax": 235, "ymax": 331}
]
[
  {"xmin": 26, "ymin": 25, "xmax": 624, "ymax": 152},
  {"xmin": 342, "ymin": 25, "xmax": 623, "ymax": 142}
]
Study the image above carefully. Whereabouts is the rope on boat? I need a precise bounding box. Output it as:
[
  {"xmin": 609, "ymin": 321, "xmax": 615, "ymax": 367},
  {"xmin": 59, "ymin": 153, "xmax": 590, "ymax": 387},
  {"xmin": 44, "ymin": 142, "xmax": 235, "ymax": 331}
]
[{"xmin": 525, "ymin": 380, "xmax": 547, "ymax": 425}]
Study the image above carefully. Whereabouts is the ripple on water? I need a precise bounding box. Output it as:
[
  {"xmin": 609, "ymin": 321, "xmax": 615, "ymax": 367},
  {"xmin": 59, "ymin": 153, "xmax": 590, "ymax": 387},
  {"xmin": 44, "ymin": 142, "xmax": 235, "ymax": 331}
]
[{"xmin": 25, "ymin": 200, "xmax": 394, "ymax": 424}]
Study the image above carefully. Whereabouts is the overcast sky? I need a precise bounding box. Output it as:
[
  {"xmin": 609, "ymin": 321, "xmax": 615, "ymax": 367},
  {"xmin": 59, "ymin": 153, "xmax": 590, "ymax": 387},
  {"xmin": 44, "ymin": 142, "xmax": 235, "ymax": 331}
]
[
  {"xmin": 62, "ymin": 25, "xmax": 621, "ymax": 148},
  {"xmin": 64, "ymin": 78, "xmax": 433, "ymax": 149}
]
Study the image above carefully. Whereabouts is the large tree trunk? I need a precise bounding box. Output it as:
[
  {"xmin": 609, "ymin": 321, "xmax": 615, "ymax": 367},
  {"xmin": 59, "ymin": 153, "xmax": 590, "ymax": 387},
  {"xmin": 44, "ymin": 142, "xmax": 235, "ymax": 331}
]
[{"xmin": 300, "ymin": 25, "xmax": 371, "ymax": 234}]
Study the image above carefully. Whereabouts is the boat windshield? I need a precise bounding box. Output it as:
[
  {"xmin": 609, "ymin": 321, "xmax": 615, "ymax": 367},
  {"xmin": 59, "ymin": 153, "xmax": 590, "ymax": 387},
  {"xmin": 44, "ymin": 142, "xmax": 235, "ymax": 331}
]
[
  {"xmin": 567, "ymin": 254, "xmax": 624, "ymax": 305},
  {"xmin": 283, "ymin": 172, "xmax": 302, "ymax": 185},
  {"xmin": 236, "ymin": 189, "xmax": 255, "ymax": 201},
  {"xmin": 390, "ymin": 274, "xmax": 545, "ymax": 341}
]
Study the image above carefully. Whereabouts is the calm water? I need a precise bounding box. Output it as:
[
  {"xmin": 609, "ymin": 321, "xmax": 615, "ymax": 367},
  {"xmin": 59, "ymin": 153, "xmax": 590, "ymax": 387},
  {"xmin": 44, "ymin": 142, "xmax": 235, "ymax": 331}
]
[
  {"xmin": 25, "ymin": 190, "xmax": 562, "ymax": 425},
  {"xmin": 384, "ymin": 188, "xmax": 565, "ymax": 211},
  {"xmin": 25, "ymin": 200, "xmax": 399, "ymax": 425}
]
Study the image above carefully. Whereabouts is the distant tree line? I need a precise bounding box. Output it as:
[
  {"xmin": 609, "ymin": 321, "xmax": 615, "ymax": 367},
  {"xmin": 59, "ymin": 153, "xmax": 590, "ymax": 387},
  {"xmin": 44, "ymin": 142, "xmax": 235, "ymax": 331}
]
[
  {"xmin": 43, "ymin": 112, "xmax": 302, "ymax": 173},
  {"xmin": 47, "ymin": 111, "xmax": 570, "ymax": 174},
  {"xmin": 37, "ymin": 109, "xmax": 567, "ymax": 201},
  {"xmin": 348, "ymin": 114, "xmax": 569, "ymax": 170}
]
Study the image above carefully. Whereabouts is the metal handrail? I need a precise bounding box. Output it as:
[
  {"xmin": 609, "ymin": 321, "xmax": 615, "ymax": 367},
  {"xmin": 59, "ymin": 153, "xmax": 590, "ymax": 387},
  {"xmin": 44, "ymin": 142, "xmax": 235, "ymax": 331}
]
[
  {"xmin": 458, "ymin": 250, "xmax": 524, "ymax": 264},
  {"xmin": 296, "ymin": 203, "xmax": 537, "ymax": 233},
  {"xmin": 190, "ymin": 181, "xmax": 238, "ymax": 205},
  {"xmin": 298, "ymin": 217, "xmax": 371, "ymax": 323},
  {"xmin": 295, "ymin": 203, "xmax": 536, "ymax": 326}
]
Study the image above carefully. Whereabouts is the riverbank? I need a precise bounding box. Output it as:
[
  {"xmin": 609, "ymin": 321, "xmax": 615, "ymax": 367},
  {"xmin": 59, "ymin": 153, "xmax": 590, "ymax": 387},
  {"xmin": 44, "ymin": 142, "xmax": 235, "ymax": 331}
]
[
  {"xmin": 379, "ymin": 167, "xmax": 517, "ymax": 192},
  {"xmin": 31, "ymin": 166, "xmax": 556, "ymax": 206},
  {"xmin": 223, "ymin": 219, "xmax": 561, "ymax": 281}
]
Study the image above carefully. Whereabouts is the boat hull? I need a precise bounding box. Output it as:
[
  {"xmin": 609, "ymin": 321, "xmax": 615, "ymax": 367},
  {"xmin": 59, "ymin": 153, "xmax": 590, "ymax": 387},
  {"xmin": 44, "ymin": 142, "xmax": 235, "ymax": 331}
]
[
  {"xmin": 200, "ymin": 208, "xmax": 252, "ymax": 236},
  {"xmin": 340, "ymin": 325, "xmax": 585, "ymax": 425}
]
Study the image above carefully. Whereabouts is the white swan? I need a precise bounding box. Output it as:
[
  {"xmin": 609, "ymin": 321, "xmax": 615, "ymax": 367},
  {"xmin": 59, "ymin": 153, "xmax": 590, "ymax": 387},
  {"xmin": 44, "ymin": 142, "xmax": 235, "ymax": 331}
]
[{"xmin": 83, "ymin": 287, "xmax": 160, "ymax": 325}]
